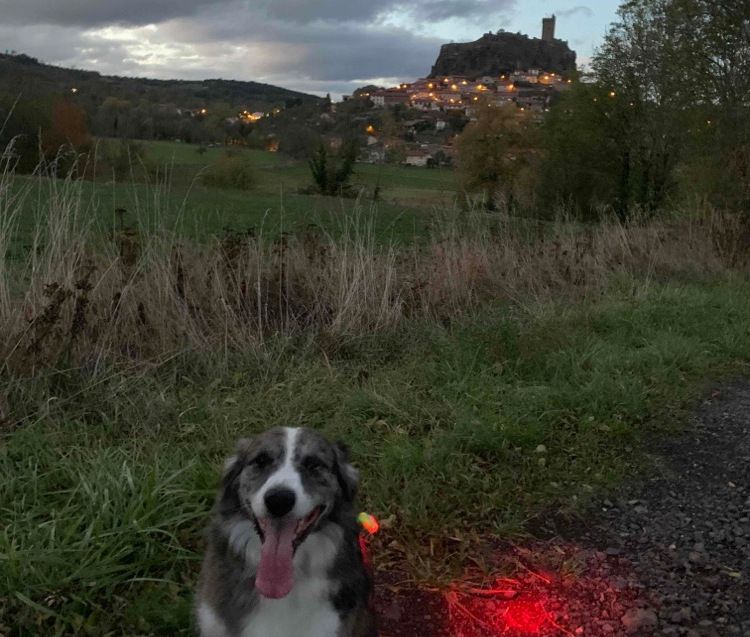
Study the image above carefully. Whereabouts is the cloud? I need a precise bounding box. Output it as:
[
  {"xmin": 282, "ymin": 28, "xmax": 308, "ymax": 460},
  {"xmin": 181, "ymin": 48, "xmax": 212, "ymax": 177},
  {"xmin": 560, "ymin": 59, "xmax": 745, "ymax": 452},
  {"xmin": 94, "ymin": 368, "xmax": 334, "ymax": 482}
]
[
  {"xmin": 555, "ymin": 6, "xmax": 594, "ymax": 19},
  {"xmin": 0, "ymin": 0, "xmax": 231, "ymax": 27},
  {"xmin": 0, "ymin": 0, "xmax": 516, "ymax": 97}
]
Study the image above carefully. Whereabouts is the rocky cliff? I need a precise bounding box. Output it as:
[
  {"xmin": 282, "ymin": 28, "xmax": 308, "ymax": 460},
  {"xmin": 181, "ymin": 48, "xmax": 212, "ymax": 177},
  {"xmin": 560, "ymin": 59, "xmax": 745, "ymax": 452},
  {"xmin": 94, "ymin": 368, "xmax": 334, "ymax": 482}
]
[{"xmin": 429, "ymin": 31, "xmax": 576, "ymax": 78}]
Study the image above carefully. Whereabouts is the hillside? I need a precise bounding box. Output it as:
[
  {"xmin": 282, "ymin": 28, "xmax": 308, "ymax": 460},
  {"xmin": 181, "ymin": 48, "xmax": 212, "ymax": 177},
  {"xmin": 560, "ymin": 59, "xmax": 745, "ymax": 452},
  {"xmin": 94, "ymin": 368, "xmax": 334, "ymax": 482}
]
[
  {"xmin": 0, "ymin": 53, "xmax": 320, "ymax": 113},
  {"xmin": 429, "ymin": 31, "xmax": 576, "ymax": 78}
]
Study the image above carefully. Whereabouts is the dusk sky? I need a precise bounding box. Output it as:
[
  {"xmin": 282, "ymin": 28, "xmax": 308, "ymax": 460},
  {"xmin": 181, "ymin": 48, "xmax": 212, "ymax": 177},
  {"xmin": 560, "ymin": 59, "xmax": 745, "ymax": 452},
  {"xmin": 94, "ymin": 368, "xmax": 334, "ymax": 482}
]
[{"xmin": 0, "ymin": 0, "xmax": 622, "ymax": 98}]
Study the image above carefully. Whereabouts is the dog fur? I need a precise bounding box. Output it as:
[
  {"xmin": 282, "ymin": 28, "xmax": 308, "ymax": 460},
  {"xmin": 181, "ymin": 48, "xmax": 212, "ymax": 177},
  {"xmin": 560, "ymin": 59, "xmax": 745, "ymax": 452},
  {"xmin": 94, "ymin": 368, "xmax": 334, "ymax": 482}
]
[{"xmin": 195, "ymin": 427, "xmax": 376, "ymax": 637}]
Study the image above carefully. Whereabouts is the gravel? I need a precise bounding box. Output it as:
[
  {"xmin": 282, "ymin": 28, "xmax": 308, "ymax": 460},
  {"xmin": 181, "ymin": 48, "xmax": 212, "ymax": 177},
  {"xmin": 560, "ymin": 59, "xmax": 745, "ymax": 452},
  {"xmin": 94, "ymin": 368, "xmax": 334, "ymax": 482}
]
[{"xmin": 376, "ymin": 381, "xmax": 750, "ymax": 636}]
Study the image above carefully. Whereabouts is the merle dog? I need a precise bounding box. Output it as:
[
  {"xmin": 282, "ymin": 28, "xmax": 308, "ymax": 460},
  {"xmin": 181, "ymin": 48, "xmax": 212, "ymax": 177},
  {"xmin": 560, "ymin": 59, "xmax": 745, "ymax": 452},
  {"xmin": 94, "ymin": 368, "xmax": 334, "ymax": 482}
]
[{"xmin": 196, "ymin": 427, "xmax": 376, "ymax": 637}]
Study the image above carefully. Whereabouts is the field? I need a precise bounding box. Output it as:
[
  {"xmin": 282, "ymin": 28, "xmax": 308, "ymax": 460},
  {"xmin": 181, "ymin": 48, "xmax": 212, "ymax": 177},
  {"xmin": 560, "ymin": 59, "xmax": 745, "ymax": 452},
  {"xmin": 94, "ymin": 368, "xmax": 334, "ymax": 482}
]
[
  {"xmin": 2, "ymin": 154, "xmax": 750, "ymax": 635},
  {"xmin": 6, "ymin": 140, "xmax": 457, "ymax": 259}
]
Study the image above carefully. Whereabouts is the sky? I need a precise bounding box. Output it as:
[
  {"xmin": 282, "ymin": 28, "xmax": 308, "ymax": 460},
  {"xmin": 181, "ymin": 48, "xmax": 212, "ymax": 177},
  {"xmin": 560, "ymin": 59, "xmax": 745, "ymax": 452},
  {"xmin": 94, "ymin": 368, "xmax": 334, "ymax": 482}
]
[{"xmin": 0, "ymin": 0, "xmax": 622, "ymax": 98}]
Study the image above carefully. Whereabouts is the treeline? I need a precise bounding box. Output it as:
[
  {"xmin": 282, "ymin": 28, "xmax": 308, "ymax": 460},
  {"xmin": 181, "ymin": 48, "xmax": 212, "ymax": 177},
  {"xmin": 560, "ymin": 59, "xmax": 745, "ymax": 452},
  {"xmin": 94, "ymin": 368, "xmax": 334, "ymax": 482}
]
[
  {"xmin": 0, "ymin": 52, "xmax": 320, "ymax": 156},
  {"xmin": 0, "ymin": 96, "xmax": 90, "ymax": 174},
  {"xmin": 458, "ymin": 0, "xmax": 750, "ymax": 219}
]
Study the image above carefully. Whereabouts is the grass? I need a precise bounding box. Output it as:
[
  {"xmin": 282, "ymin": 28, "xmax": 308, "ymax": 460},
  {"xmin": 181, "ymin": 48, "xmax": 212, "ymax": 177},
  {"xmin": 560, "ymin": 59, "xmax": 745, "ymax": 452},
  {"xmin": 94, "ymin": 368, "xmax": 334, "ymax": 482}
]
[
  {"xmin": 6, "ymin": 139, "xmax": 455, "ymax": 256},
  {"xmin": 136, "ymin": 139, "xmax": 456, "ymax": 203},
  {"xmin": 3, "ymin": 280, "xmax": 750, "ymax": 635},
  {"xmin": 2, "ymin": 160, "xmax": 750, "ymax": 635}
]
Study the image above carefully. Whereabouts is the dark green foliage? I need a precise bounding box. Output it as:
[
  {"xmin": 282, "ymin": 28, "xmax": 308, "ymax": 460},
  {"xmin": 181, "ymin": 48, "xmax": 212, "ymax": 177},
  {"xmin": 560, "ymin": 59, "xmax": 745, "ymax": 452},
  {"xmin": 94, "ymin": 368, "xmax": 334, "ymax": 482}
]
[
  {"xmin": 308, "ymin": 140, "xmax": 359, "ymax": 196},
  {"xmin": 537, "ymin": 0, "xmax": 750, "ymax": 219},
  {"xmin": 0, "ymin": 52, "xmax": 320, "ymax": 145},
  {"xmin": 0, "ymin": 96, "xmax": 50, "ymax": 173},
  {"xmin": 538, "ymin": 83, "xmax": 647, "ymax": 220}
]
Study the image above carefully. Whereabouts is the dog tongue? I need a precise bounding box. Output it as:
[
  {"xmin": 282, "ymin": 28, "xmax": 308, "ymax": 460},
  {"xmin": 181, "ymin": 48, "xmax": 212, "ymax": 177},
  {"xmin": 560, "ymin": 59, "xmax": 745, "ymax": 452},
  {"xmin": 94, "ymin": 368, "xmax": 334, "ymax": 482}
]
[{"xmin": 255, "ymin": 519, "xmax": 296, "ymax": 599}]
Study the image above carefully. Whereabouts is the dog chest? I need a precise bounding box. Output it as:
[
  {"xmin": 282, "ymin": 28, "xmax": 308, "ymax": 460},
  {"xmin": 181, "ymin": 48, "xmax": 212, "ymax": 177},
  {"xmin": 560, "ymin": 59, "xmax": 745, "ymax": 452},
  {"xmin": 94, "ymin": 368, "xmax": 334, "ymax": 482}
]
[{"xmin": 241, "ymin": 578, "xmax": 341, "ymax": 637}]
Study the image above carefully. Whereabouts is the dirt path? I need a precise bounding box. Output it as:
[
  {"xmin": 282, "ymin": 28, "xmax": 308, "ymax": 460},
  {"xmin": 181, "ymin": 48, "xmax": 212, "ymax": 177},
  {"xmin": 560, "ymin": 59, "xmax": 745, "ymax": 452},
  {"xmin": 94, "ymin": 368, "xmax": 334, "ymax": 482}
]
[{"xmin": 375, "ymin": 381, "xmax": 750, "ymax": 636}]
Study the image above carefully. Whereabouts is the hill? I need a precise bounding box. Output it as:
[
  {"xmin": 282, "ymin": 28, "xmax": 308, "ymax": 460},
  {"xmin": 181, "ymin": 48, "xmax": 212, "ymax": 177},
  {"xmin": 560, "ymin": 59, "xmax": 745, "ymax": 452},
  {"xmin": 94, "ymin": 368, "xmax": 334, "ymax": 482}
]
[
  {"xmin": 0, "ymin": 52, "xmax": 320, "ymax": 113},
  {"xmin": 429, "ymin": 31, "xmax": 576, "ymax": 78}
]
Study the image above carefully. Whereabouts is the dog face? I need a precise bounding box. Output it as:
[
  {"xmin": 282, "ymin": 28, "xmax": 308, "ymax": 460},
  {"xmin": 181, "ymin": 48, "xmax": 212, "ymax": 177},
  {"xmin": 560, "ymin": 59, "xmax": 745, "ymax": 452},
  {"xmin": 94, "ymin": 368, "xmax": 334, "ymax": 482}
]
[{"xmin": 220, "ymin": 427, "xmax": 359, "ymax": 599}]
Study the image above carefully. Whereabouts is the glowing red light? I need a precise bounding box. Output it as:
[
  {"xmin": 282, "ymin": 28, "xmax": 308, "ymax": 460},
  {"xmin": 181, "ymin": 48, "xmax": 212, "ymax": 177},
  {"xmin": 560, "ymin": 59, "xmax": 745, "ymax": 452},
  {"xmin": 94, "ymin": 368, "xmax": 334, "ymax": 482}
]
[
  {"xmin": 358, "ymin": 512, "xmax": 379, "ymax": 535},
  {"xmin": 501, "ymin": 598, "xmax": 550, "ymax": 633}
]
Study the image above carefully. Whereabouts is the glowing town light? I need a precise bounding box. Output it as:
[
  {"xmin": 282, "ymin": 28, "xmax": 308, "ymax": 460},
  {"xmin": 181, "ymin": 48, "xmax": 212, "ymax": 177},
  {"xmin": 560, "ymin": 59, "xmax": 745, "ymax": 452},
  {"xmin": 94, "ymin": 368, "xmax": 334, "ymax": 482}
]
[
  {"xmin": 71, "ymin": 87, "xmax": 79, "ymax": 94},
  {"xmin": 365, "ymin": 124, "xmax": 376, "ymax": 134},
  {"xmin": 451, "ymin": 84, "xmax": 459, "ymax": 90},
  {"xmin": 357, "ymin": 512, "xmax": 379, "ymax": 535},
  {"xmin": 200, "ymin": 108, "xmax": 207, "ymax": 115},
  {"xmin": 609, "ymin": 91, "xmax": 616, "ymax": 97}
]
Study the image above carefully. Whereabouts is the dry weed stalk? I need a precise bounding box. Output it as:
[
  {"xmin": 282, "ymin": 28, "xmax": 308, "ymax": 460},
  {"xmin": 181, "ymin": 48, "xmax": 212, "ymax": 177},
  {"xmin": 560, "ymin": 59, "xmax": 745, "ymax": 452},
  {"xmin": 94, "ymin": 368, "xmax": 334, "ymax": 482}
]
[{"xmin": 0, "ymin": 165, "xmax": 740, "ymax": 376}]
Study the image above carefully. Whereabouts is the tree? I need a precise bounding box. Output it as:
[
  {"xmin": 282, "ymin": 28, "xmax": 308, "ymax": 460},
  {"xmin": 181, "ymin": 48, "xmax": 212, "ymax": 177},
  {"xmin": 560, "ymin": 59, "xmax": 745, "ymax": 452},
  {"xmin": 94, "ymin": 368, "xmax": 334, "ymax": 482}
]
[
  {"xmin": 456, "ymin": 103, "xmax": 536, "ymax": 211},
  {"xmin": 308, "ymin": 140, "xmax": 359, "ymax": 196},
  {"xmin": 49, "ymin": 98, "xmax": 90, "ymax": 150},
  {"xmin": 590, "ymin": 0, "xmax": 687, "ymax": 217},
  {"xmin": 0, "ymin": 96, "xmax": 89, "ymax": 174},
  {"xmin": 669, "ymin": 0, "xmax": 750, "ymax": 211},
  {"xmin": 1, "ymin": 97, "xmax": 45, "ymax": 172}
]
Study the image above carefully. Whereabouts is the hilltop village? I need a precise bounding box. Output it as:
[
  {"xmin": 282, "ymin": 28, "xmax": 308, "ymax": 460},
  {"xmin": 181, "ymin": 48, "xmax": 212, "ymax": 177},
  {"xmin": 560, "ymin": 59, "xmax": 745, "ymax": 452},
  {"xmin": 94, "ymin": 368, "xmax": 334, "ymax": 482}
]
[{"xmin": 334, "ymin": 15, "xmax": 576, "ymax": 166}]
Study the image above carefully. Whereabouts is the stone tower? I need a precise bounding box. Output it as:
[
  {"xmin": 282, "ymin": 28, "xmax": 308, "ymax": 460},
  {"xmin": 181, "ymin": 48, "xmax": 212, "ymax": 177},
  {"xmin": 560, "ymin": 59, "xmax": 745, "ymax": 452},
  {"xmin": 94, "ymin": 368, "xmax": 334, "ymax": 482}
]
[{"xmin": 542, "ymin": 14, "xmax": 556, "ymax": 42}]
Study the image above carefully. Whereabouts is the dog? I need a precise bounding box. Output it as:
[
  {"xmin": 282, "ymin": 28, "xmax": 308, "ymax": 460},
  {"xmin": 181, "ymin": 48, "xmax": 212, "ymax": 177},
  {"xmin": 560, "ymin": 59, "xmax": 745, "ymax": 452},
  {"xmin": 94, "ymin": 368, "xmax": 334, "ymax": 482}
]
[{"xmin": 196, "ymin": 427, "xmax": 377, "ymax": 637}]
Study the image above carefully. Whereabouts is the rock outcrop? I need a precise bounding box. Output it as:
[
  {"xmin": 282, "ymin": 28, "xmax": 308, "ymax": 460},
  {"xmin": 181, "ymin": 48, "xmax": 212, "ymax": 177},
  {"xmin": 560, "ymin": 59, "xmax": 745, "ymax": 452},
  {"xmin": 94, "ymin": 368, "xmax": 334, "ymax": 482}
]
[{"xmin": 429, "ymin": 31, "xmax": 576, "ymax": 78}]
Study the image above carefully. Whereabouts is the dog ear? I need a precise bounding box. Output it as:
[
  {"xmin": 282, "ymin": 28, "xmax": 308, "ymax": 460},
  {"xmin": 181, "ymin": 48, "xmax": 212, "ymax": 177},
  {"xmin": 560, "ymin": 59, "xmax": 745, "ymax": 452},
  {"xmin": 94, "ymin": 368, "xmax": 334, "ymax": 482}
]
[
  {"xmin": 333, "ymin": 441, "xmax": 360, "ymax": 503},
  {"xmin": 217, "ymin": 438, "xmax": 253, "ymax": 516},
  {"xmin": 221, "ymin": 438, "xmax": 253, "ymax": 479}
]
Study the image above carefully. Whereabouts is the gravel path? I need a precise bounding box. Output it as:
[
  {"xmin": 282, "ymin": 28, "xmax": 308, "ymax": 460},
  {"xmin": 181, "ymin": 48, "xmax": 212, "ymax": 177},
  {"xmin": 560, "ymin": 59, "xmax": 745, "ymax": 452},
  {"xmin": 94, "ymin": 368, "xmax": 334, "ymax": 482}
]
[
  {"xmin": 377, "ymin": 381, "xmax": 750, "ymax": 636},
  {"xmin": 583, "ymin": 380, "xmax": 750, "ymax": 636}
]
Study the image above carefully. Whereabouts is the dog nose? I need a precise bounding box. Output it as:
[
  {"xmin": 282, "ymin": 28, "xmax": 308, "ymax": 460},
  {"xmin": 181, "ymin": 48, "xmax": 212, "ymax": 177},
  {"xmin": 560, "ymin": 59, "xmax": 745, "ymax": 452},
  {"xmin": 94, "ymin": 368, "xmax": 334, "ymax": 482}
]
[{"xmin": 264, "ymin": 488, "xmax": 296, "ymax": 518}]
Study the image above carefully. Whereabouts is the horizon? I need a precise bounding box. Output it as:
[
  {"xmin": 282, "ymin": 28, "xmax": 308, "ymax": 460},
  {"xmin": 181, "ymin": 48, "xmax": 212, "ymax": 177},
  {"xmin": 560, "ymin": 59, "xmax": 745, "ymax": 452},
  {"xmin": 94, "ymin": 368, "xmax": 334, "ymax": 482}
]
[{"xmin": 1, "ymin": 1, "xmax": 621, "ymax": 99}]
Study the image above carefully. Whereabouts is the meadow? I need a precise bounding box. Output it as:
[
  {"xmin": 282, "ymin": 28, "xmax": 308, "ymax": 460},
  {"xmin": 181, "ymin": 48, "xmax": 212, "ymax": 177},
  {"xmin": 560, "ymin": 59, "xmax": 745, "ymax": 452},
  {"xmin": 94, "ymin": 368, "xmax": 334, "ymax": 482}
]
[
  {"xmin": 5, "ymin": 140, "xmax": 457, "ymax": 261},
  {"xmin": 2, "ymin": 149, "xmax": 750, "ymax": 635}
]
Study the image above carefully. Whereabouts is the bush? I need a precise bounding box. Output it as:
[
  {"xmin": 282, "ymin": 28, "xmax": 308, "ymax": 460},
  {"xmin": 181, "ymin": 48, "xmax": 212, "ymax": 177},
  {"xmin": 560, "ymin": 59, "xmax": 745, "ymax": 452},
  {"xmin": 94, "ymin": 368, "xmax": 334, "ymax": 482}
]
[{"xmin": 201, "ymin": 154, "xmax": 255, "ymax": 191}]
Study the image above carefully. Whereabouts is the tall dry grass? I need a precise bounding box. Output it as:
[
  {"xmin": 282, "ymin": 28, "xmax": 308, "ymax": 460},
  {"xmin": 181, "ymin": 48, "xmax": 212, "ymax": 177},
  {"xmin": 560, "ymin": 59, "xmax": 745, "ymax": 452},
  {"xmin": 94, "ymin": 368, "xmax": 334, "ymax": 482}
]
[{"xmin": 0, "ymin": 156, "xmax": 746, "ymax": 377}]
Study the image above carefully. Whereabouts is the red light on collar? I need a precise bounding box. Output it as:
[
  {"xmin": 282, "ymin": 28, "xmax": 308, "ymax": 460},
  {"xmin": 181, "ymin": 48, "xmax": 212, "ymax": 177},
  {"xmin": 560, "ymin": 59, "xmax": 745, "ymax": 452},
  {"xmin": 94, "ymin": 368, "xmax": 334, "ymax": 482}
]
[{"xmin": 357, "ymin": 512, "xmax": 379, "ymax": 535}]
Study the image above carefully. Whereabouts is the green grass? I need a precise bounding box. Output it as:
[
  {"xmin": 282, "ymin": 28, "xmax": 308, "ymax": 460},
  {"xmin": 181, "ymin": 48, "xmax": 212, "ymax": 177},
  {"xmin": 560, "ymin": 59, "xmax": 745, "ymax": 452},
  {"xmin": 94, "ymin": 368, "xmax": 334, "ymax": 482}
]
[
  {"xmin": 2, "ymin": 277, "xmax": 750, "ymax": 635},
  {"xmin": 6, "ymin": 140, "xmax": 455, "ymax": 255}
]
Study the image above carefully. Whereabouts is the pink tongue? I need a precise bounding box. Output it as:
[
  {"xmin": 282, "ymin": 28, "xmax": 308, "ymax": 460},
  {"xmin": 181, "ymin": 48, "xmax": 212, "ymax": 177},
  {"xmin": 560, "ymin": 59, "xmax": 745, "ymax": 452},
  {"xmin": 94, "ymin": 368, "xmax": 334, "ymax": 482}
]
[{"xmin": 255, "ymin": 519, "xmax": 296, "ymax": 599}]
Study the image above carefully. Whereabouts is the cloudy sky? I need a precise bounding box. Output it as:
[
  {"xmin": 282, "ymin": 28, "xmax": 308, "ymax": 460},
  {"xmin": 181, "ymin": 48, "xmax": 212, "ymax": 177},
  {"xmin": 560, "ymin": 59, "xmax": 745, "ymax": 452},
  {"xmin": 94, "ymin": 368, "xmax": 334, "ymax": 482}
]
[{"xmin": 0, "ymin": 0, "xmax": 621, "ymax": 98}]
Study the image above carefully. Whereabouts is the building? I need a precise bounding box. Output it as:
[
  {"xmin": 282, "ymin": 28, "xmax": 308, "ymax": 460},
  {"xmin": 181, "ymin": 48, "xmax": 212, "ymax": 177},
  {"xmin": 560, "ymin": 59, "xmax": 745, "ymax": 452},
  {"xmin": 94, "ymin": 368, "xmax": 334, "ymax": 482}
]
[
  {"xmin": 372, "ymin": 90, "xmax": 410, "ymax": 107},
  {"xmin": 404, "ymin": 147, "xmax": 433, "ymax": 167},
  {"xmin": 542, "ymin": 15, "xmax": 556, "ymax": 42}
]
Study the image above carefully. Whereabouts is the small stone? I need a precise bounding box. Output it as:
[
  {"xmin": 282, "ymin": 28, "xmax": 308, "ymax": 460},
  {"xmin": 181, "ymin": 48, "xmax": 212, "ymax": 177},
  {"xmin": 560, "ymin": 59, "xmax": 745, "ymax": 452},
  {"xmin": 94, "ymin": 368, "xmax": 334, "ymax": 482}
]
[
  {"xmin": 688, "ymin": 551, "xmax": 704, "ymax": 564},
  {"xmin": 670, "ymin": 607, "xmax": 692, "ymax": 624},
  {"xmin": 621, "ymin": 608, "xmax": 658, "ymax": 634},
  {"xmin": 605, "ymin": 547, "xmax": 621, "ymax": 556},
  {"xmin": 535, "ymin": 444, "xmax": 547, "ymax": 454}
]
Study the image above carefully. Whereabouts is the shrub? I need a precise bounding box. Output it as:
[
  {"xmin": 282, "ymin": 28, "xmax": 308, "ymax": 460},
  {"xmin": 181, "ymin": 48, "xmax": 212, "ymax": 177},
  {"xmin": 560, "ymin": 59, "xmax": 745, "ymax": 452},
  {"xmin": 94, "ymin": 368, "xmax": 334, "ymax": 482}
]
[{"xmin": 201, "ymin": 154, "xmax": 255, "ymax": 191}]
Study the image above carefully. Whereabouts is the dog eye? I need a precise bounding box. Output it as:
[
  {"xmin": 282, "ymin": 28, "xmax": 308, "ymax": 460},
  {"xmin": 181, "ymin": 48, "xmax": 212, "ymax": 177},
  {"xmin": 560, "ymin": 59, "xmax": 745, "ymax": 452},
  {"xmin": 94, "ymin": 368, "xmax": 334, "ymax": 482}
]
[
  {"xmin": 302, "ymin": 456, "xmax": 326, "ymax": 472},
  {"xmin": 250, "ymin": 453, "xmax": 272, "ymax": 469}
]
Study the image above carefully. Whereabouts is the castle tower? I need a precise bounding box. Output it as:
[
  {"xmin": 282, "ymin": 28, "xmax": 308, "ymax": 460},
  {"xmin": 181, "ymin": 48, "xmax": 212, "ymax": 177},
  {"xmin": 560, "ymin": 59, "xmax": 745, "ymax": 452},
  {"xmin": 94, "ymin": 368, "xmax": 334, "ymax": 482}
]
[{"xmin": 542, "ymin": 14, "xmax": 556, "ymax": 42}]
